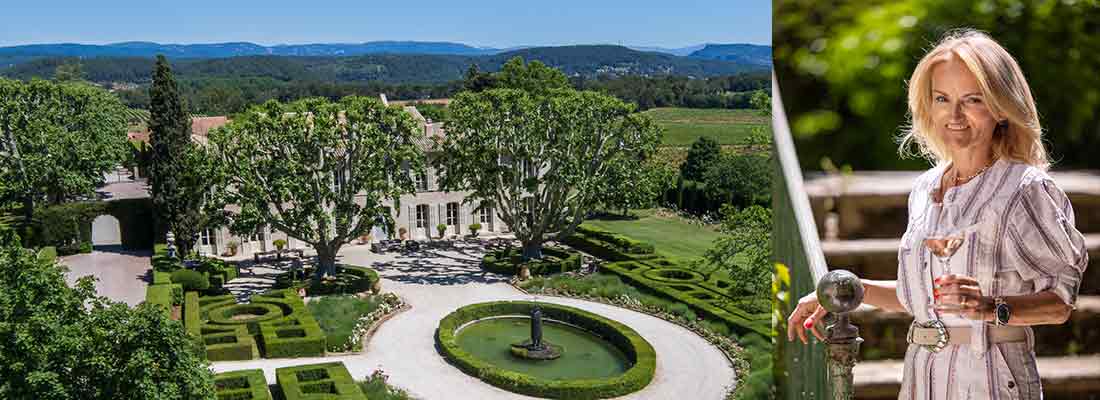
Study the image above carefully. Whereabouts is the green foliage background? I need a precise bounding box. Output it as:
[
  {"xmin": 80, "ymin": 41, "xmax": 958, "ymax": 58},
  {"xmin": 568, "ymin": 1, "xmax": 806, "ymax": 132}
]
[{"xmin": 776, "ymin": 0, "xmax": 1100, "ymax": 170}]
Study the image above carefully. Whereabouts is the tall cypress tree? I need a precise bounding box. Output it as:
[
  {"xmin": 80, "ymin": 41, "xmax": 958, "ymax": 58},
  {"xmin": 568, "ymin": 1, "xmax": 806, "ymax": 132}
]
[{"xmin": 148, "ymin": 55, "xmax": 202, "ymax": 257}]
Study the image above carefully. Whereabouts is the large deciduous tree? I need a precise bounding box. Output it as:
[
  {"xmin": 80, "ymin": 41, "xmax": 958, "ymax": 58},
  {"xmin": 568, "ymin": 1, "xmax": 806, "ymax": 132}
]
[
  {"xmin": 0, "ymin": 230, "xmax": 215, "ymax": 399},
  {"xmin": 434, "ymin": 88, "xmax": 660, "ymax": 260},
  {"xmin": 0, "ymin": 78, "xmax": 128, "ymax": 221},
  {"xmin": 206, "ymin": 97, "xmax": 424, "ymax": 278},
  {"xmin": 148, "ymin": 55, "xmax": 208, "ymax": 257}
]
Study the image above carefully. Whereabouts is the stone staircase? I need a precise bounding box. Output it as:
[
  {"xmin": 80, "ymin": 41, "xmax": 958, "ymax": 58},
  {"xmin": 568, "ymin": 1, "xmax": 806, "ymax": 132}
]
[{"xmin": 804, "ymin": 170, "xmax": 1100, "ymax": 399}]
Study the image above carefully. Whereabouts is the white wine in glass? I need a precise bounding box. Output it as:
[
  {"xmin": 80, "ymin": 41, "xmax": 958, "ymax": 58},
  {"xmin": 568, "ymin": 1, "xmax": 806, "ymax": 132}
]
[{"xmin": 924, "ymin": 235, "xmax": 965, "ymax": 312}]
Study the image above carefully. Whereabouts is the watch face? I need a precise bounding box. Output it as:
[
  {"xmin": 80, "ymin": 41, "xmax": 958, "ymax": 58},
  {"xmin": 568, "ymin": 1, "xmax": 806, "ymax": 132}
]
[{"xmin": 996, "ymin": 303, "xmax": 1011, "ymax": 324}]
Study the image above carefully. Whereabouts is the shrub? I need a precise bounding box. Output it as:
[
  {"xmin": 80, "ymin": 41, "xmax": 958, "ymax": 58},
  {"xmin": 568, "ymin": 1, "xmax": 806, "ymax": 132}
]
[
  {"xmin": 668, "ymin": 302, "xmax": 697, "ymax": 321},
  {"xmin": 152, "ymin": 270, "xmax": 172, "ymax": 285},
  {"xmin": 171, "ymin": 269, "xmax": 210, "ymax": 292},
  {"xmin": 213, "ymin": 369, "xmax": 272, "ymax": 400},
  {"xmin": 436, "ymin": 301, "xmax": 655, "ymax": 399},
  {"xmin": 145, "ymin": 284, "xmax": 173, "ymax": 311},
  {"xmin": 480, "ymin": 247, "xmax": 582, "ymax": 276},
  {"xmin": 601, "ymin": 260, "xmax": 769, "ymax": 337},
  {"xmin": 358, "ymin": 370, "xmax": 415, "ymax": 400},
  {"xmin": 36, "ymin": 246, "xmax": 57, "ymax": 262},
  {"xmin": 276, "ymin": 362, "xmax": 365, "ymax": 400}
]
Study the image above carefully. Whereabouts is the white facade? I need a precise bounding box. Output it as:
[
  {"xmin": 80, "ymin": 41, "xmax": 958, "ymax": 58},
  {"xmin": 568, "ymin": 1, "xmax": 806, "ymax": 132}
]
[{"xmin": 198, "ymin": 100, "xmax": 508, "ymax": 258}]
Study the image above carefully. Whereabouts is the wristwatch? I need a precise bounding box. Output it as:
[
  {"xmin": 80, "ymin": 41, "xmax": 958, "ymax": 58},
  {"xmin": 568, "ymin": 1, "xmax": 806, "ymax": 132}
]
[{"xmin": 994, "ymin": 297, "xmax": 1011, "ymax": 326}]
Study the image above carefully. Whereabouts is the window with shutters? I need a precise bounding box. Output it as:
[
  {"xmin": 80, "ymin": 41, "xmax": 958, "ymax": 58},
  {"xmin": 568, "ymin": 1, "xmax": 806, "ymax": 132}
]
[
  {"xmin": 414, "ymin": 172, "xmax": 427, "ymax": 191},
  {"xmin": 446, "ymin": 202, "xmax": 459, "ymax": 226},
  {"xmin": 415, "ymin": 205, "xmax": 429, "ymax": 228},
  {"xmin": 478, "ymin": 203, "xmax": 493, "ymax": 225},
  {"xmin": 200, "ymin": 228, "xmax": 215, "ymax": 246}
]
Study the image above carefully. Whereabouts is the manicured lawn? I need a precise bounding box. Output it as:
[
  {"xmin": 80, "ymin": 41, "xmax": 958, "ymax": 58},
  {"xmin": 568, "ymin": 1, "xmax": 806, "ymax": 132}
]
[
  {"xmin": 642, "ymin": 107, "xmax": 770, "ymax": 147},
  {"xmin": 581, "ymin": 209, "xmax": 721, "ymax": 263},
  {"xmin": 307, "ymin": 295, "xmax": 382, "ymax": 351}
]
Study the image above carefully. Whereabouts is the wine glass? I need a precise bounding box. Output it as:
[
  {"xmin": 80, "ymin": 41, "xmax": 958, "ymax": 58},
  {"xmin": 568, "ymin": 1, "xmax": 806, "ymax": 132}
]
[{"xmin": 924, "ymin": 233, "xmax": 965, "ymax": 312}]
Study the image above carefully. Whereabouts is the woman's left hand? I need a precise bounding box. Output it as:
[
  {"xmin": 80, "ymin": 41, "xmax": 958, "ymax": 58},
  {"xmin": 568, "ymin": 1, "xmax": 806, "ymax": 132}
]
[{"xmin": 934, "ymin": 274, "xmax": 995, "ymax": 322}]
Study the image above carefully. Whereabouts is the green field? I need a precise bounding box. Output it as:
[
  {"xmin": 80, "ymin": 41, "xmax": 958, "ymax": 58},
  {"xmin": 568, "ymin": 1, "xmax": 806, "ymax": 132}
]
[
  {"xmin": 581, "ymin": 209, "xmax": 721, "ymax": 264},
  {"xmin": 642, "ymin": 107, "xmax": 770, "ymax": 147}
]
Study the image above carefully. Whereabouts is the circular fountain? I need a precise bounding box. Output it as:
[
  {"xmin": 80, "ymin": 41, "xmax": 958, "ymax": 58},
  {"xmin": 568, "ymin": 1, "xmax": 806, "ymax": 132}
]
[{"xmin": 437, "ymin": 301, "xmax": 655, "ymax": 398}]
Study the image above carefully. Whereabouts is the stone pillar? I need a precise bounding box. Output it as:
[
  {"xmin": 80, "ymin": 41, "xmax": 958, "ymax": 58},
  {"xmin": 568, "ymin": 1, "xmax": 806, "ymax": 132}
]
[{"xmin": 816, "ymin": 269, "xmax": 865, "ymax": 400}]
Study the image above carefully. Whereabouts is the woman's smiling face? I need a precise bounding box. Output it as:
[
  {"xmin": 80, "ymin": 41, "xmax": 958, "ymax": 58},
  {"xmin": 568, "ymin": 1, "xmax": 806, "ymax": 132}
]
[{"xmin": 930, "ymin": 55, "xmax": 999, "ymax": 152}]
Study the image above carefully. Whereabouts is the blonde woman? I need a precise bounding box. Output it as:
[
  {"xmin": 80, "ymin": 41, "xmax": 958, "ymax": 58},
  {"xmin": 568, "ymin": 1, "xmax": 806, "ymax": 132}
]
[{"xmin": 787, "ymin": 30, "xmax": 1088, "ymax": 399}]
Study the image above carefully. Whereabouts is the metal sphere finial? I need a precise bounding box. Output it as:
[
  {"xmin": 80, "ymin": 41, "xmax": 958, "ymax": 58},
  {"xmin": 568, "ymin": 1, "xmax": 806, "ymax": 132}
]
[{"xmin": 816, "ymin": 269, "xmax": 864, "ymax": 314}]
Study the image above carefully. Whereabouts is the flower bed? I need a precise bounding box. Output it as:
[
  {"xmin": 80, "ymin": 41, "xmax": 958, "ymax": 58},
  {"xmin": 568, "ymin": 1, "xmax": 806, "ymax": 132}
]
[
  {"xmin": 340, "ymin": 293, "xmax": 407, "ymax": 353},
  {"xmin": 436, "ymin": 301, "xmax": 655, "ymax": 399}
]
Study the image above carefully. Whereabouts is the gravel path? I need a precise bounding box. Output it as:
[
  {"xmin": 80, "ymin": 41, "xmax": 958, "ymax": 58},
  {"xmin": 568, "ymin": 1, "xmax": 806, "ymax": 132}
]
[
  {"xmin": 60, "ymin": 247, "xmax": 151, "ymax": 307},
  {"xmin": 210, "ymin": 241, "xmax": 736, "ymax": 399}
]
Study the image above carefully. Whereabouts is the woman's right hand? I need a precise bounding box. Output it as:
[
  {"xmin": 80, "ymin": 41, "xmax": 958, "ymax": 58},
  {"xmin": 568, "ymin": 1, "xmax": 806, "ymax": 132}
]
[{"xmin": 787, "ymin": 291, "xmax": 828, "ymax": 344}]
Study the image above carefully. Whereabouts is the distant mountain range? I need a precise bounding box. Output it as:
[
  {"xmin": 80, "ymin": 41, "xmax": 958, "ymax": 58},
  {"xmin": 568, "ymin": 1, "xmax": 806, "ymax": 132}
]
[
  {"xmin": 0, "ymin": 40, "xmax": 770, "ymax": 65},
  {"xmin": 0, "ymin": 42, "xmax": 771, "ymax": 85}
]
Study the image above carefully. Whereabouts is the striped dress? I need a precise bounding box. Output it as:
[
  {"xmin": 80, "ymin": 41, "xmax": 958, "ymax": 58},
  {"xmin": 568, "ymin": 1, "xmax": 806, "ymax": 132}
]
[{"xmin": 895, "ymin": 159, "xmax": 1089, "ymax": 400}]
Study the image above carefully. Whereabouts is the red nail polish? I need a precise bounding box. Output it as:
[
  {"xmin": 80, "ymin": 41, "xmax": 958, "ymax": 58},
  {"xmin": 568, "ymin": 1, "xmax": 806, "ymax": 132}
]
[{"xmin": 803, "ymin": 321, "xmax": 813, "ymax": 329}]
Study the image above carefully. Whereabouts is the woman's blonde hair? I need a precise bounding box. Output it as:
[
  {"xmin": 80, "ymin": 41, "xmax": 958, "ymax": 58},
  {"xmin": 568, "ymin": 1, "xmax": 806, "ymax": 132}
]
[{"xmin": 899, "ymin": 29, "xmax": 1048, "ymax": 169}]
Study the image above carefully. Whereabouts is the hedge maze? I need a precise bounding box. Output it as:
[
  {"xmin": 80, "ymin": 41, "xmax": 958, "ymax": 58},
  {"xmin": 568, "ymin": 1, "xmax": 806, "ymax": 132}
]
[
  {"xmin": 213, "ymin": 363, "xmax": 366, "ymax": 400},
  {"xmin": 182, "ymin": 289, "xmax": 326, "ymax": 361},
  {"xmin": 564, "ymin": 226, "xmax": 771, "ymax": 337},
  {"xmin": 213, "ymin": 369, "xmax": 272, "ymax": 400},
  {"xmin": 276, "ymin": 362, "xmax": 366, "ymax": 400}
]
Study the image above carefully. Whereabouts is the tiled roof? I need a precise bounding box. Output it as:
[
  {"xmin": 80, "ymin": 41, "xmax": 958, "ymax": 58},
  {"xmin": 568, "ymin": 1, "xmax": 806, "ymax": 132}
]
[
  {"xmin": 126, "ymin": 116, "xmax": 230, "ymax": 144},
  {"xmin": 191, "ymin": 116, "xmax": 230, "ymax": 137}
]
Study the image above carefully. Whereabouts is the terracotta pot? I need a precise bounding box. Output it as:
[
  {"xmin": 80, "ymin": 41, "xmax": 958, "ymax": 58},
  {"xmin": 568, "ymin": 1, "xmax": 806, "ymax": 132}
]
[{"xmin": 518, "ymin": 265, "xmax": 531, "ymax": 281}]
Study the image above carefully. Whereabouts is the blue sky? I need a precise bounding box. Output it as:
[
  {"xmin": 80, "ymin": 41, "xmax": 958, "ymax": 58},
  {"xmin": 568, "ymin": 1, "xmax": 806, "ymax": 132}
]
[{"xmin": 0, "ymin": 1, "xmax": 770, "ymax": 48}]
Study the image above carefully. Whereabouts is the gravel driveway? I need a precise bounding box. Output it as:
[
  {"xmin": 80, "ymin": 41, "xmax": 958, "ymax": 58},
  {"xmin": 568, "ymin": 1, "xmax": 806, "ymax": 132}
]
[{"xmin": 211, "ymin": 240, "xmax": 736, "ymax": 399}]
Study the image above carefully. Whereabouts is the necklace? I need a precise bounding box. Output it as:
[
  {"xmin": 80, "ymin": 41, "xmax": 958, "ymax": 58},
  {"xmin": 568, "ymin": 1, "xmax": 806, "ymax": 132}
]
[{"xmin": 953, "ymin": 157, "xmax": 997, "ymax": 185}]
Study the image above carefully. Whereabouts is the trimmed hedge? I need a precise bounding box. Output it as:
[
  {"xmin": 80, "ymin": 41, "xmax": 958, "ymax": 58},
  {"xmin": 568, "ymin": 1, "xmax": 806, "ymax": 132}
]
[
  {"xmin": 275, "ymin": 362, "xmax": 365, "ymax": 400},
  {"xmin": 480, "ymin": 246, "xmax": 582, "ymax": 276},
  {"xmin": 213, "ymin": 369, "xmax": 272, "ymax": 400},
  {"xmin": 145, "ymin": 283, "xmax": 173, "ymax": 311},
  {"xmin": 602, "ymin": 260, "xmax": 770, "ymax": 337},
  {"xmin": 196, "ymin": 289, "xmax": 326, "ymax": 360},
  {"xmin": 436, "ymin": 301, "xmax": 656, "ymax": 399},
  {"xmin": 562, "ymin": 227, "xmax": 658, "ymax": 262},
  {"xmin": 561, "ymin": 227, "xmax": 770, "ymax": 336},
  {"xmin": 273, "ymin": 264, "xmax": 379, "ymax": 296},
  {"xmin": 203, "ymin": 325, "xmax": 259, "ymax": 362},
  {"xmin": 171, "ymin": 269, "xmax": 210, "ymax": 292},
  {"xmin": 184, "ymin": 291, "xmax": 202, "ymax": 337}
]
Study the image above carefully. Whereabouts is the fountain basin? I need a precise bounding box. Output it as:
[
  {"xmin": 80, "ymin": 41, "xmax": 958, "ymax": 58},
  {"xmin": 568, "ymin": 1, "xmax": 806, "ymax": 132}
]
[{"xmin": 436, "ymin": 301, "xmax": 655, "ymax": 399}]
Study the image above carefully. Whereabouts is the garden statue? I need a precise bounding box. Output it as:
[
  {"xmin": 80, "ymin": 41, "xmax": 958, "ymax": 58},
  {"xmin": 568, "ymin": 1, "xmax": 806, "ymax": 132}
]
[
  {"xmin": 165, "ymin": 231, "xmax": 177, "ymax": 259},
  {"xmin": 510, "ymin": 304, "xmax": 561, "ymax": 360},
  {"xmin": 530, "ymin": 305, "xmax": 544, "ymax": 349}
]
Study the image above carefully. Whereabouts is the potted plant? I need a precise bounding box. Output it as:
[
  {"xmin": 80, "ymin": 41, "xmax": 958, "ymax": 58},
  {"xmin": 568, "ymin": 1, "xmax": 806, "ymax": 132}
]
[
  {"xmin": 436, "ymin": 223, "xmax": 448, "ymax": 239},
  {"xmin": 273, "ymin": 239, "xmax": 287, "ymax": 251},
  {"xmin": 226, "ymin": 240, "xmax": 239, "ymax": 257},
  {"xmin": 469, "ymin": 222, "xmax": 482, "ymax": 237}
]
